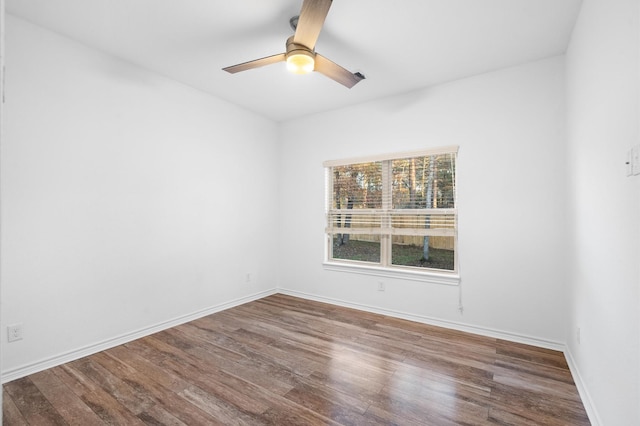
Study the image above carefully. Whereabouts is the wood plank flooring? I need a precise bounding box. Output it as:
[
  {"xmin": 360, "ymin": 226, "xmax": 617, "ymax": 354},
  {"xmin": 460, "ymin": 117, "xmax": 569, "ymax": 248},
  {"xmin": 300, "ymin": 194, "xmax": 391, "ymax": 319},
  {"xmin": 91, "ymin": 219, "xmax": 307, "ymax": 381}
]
[{"xmin": 3, "ymin": 294, "xmax": 590, "ymax": 425}]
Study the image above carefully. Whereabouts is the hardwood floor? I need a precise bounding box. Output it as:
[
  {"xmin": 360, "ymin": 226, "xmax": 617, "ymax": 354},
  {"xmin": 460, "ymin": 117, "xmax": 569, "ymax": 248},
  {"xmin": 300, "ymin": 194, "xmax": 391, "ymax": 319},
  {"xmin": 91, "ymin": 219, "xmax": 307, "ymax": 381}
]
[{"xmin": 3, "ymin": 294, "xmax": 590, "ymax": 425}]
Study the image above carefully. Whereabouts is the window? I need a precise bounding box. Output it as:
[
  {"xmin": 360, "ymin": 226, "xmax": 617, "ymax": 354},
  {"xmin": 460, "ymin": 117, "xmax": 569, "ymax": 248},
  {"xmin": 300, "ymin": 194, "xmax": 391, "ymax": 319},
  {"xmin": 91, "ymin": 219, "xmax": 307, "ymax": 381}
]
[{"xmin": 324, "ymin": 147, "xmax": 458, "ymax": 283}]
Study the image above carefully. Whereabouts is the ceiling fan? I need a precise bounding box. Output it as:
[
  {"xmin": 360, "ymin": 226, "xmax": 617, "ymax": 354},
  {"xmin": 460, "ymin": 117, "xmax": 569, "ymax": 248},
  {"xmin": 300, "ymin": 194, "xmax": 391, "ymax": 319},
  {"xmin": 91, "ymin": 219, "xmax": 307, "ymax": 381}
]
[{"xmin": 222, "ymin": 0, "xmax": 365, "ymax": 88}]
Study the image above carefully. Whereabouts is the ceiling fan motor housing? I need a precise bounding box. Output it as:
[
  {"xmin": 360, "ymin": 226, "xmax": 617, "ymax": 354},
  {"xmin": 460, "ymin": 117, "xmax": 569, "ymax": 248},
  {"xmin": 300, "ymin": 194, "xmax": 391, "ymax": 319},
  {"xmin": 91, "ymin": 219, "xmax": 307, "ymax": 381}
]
[{"xmin": 286, "ymin": 36, "xmax": 314, "ymax": 59}]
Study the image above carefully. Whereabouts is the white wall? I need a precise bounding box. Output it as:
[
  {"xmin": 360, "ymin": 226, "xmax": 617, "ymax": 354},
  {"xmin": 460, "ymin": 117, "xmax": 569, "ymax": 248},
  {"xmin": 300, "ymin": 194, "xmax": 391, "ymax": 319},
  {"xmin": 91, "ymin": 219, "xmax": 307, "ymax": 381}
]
[
  {"xmin": 565, "ymin": 0, "xmax": 640, "ymax": 424},
  {"xmin": 1, "ymin": 1, "xmax": 5, "ymax": 423},
  {"xmin": 279, "ymin": 56, "xmax": 568, "ymax": 346},
  {"xmin": 1, "ymin": 15, "xmax": 279, "ymax": 378}
]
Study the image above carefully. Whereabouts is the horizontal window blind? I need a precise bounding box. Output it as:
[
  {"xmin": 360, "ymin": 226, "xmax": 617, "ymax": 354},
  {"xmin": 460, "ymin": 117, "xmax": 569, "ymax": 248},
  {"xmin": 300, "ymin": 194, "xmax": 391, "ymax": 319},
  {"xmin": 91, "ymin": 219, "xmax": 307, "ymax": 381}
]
[
  {"xmin": 326, "ymin": 209, "xmax": 456, "ymax": 236},
  {"xmin": 322, "ymin": 145, "xmax": 459, "ymax": 168}
]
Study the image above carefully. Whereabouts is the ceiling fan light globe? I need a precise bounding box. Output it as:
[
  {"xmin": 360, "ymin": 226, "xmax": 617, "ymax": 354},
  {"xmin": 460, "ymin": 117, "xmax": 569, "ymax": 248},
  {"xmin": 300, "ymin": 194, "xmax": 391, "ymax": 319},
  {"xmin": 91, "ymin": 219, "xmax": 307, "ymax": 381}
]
[{"xmin": 286, "ymin": 52, "xmax": 315, "ymax": 74}]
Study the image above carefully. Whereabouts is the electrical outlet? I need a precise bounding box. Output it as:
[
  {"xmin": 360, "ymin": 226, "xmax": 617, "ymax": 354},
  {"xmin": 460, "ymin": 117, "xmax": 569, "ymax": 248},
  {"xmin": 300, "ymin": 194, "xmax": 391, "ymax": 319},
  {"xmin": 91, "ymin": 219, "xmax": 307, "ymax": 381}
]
[
  {"xmin": 632, "ymin": 145, "xmax": 640, "ymax": 176},
  {"xmin": 377, "ymin": 281, "xmax": 385, "ymax": 291},
  {"xmin": 245, "ymin": 272, "xmax": 252, "ymax": 283},
  {"xmin": 576, "ymin": 327, "xmax": 581, "ymax": 344},
  {"xmin": 7, "ymin": 324, "xmax": 23, "ymax": 342},
  {"xmin": 627, "ymin": 150, "xmax": 634, "ymax": 176}
]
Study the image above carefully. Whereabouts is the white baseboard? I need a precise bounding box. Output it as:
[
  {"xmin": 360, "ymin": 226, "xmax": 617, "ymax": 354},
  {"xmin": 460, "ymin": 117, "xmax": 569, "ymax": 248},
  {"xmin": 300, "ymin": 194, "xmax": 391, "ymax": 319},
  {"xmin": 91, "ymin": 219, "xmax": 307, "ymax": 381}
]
[
  {"xmin": 564, "ymin": 348, "xmax": 602, "ymax": 426},
  {"xmin": 278, "ymin": 288, "xmax": 565, "ymax": 351},
  {"xmin": 1, "ymin": 288, "xmax": 277, "ymax": 384}
]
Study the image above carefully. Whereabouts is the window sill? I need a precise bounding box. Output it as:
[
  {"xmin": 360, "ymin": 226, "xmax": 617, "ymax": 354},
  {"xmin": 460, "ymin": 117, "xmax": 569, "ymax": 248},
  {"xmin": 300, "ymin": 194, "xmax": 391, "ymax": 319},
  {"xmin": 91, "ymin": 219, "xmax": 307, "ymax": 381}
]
[{"xmin": 322, "ymin": 262, "xmax": 460, "ymax": 285}]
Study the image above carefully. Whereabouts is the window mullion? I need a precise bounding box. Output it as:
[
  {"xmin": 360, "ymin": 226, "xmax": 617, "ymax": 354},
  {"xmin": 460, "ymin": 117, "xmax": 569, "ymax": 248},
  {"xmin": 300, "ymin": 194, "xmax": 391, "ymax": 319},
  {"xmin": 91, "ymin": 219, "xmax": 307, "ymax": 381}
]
[{"xmin": 381, "ymin": 160, "xmax": 392, "ymax": 267}]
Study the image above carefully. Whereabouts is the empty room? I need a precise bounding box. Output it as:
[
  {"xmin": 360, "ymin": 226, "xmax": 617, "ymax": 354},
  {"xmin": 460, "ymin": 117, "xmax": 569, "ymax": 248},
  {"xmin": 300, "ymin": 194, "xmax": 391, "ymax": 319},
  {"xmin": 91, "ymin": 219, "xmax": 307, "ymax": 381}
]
[{"xmin": 1, "ymin": 0, "xmax": 639, "ymax": 425}]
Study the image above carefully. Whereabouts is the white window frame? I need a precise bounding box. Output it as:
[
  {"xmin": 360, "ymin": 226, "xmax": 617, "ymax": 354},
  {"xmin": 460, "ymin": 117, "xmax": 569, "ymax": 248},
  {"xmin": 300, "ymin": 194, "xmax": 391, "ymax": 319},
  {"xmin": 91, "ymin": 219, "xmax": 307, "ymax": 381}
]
[{"xmin": 323, "ymin": 146, "xmax": 459, "ymax": 285}]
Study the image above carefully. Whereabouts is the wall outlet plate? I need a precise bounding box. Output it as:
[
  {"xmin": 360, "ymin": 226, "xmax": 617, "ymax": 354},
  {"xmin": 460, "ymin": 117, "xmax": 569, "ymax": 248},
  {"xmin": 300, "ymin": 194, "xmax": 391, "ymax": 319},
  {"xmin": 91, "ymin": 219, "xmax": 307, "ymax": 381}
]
[
  {"xmin": 627, "ymin": 150, "xmax": 634, "ymax": 176},
  {"xmin": 7, "ymin": 324, "xmax": 23, "ymax": 342}
]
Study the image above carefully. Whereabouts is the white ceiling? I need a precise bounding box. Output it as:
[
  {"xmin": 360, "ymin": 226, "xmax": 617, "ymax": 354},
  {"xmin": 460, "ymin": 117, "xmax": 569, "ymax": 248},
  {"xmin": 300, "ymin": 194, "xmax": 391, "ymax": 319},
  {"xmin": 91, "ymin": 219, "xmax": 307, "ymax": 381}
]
[{"xmin": 6, "ymin": 0, "xmax": 583, "ymax": 122}]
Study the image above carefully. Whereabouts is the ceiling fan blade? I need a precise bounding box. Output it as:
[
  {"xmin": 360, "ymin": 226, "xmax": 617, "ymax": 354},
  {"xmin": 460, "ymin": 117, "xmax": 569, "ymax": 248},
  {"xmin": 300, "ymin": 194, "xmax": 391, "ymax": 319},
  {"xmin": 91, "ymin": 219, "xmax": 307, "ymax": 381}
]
[
  {"xmin": 223, "ymin": 53, "xmax": 286, "ymax": 74},
  {"xmin": 314, "ymin": 54, "xmax": 365, "ymax": 88},
  {"xmin": 293, "ymin": 0, "xmax": 332, "ymax": 49}
]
